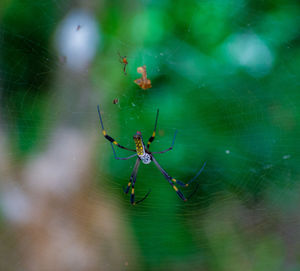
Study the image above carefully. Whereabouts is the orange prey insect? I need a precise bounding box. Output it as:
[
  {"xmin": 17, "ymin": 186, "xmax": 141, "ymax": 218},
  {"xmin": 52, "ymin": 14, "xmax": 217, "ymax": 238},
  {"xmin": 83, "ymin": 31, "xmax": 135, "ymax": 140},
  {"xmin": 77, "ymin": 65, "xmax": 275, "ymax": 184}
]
[{"xmin": 118, "ymin": 52, "xmax": 128, "ymax": 75}]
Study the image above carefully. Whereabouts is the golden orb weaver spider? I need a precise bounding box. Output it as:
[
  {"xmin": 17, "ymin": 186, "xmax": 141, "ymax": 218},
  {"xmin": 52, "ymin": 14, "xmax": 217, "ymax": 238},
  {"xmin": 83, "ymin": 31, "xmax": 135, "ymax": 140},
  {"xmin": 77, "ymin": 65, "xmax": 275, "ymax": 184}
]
[{"xmin": 97, "ymin": 105, "xmax": 206, "ymax": 205}]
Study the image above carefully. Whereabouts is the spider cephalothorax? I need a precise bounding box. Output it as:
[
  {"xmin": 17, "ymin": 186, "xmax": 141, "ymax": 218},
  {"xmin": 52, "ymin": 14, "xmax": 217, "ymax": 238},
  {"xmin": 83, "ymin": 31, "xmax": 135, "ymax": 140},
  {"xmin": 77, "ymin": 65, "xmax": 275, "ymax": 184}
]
[{"xmin": 97, "ymin": 105, "xmax": 206, "ymax": 205}]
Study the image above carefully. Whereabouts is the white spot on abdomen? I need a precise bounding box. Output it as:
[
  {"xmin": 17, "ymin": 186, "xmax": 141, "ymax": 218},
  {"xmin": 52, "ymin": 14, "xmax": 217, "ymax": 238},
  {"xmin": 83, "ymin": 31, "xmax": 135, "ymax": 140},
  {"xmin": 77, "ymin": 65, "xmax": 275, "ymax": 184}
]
[{"xmin": 140, "ymin": 153, "xmax": 151, "ymax": 164}]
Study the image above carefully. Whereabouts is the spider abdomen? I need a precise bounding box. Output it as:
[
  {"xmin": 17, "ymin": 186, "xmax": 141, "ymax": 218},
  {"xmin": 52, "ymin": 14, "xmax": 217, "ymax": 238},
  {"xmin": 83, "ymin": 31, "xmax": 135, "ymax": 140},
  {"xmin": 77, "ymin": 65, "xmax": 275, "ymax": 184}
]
[{"xmin": 139, "ymin": 153, "xmax": 151, "ymax": 164}]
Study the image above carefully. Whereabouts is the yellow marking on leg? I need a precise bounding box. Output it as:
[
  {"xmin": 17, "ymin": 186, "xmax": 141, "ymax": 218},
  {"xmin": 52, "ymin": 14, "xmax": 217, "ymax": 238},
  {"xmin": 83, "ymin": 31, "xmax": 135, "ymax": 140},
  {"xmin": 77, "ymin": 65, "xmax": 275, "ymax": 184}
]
[
  {"xmin": 173, "ymin": 185, "xmax": 178, "ymax": 192},
  {"xmin": 113, "ymin": 141, "xmax": 118, "ymax": 145},
  {"xmin": 172, "ymin": 178, "xmax": 176, "ymax": 183},
  {"xmin": 185, "ymin": 184, "xmax": 189, "ymax": 187},
  {"xmin": 102, "ymin": 130, "xmax": 107, "ymax": 136},
  {"xmin": 131, "ymin": 188, "xmax": 135, "ymax": 195},
  {"xmin": 152, "ymin": 131, "xmax": 156, "ymax": 137},
  {"xmin": 147, "ymin": 141, "xmax": 151, "ymax": 145}
]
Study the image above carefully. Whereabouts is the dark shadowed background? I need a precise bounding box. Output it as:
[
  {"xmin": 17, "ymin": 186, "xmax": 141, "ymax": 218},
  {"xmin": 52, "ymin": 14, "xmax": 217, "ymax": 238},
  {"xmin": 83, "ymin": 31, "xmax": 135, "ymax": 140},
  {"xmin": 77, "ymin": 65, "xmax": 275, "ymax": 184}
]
[{"xmin": 0, "ymin": 0, "xmax": 299, "ymax": 270}]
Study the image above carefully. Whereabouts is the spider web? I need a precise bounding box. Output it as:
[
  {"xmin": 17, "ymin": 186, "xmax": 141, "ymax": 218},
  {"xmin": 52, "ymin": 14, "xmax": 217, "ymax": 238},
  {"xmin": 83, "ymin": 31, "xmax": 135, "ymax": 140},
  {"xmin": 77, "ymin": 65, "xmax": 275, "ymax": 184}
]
[{"xmin": 0, "ymin": 0, "xmax": 299, "ymax": 270}]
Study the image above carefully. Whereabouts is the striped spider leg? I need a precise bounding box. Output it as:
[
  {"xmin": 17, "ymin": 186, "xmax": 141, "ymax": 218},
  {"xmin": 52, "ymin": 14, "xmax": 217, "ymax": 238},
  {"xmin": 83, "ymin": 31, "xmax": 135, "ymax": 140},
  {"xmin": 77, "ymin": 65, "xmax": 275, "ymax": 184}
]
[
  {"xmin": 123, "ymin": 158, "xmax": 151, "ymax": 205},
  {"xmin": 97, "ymin": 105, "xmax": 136, "ymax": 159},
  {"xmin": 97, "ymin": 105, "xmax": 149, "ymax": 204},
  {"xmin": 151, "ymin": 156, "xmax": 206, "ymax": 201}
]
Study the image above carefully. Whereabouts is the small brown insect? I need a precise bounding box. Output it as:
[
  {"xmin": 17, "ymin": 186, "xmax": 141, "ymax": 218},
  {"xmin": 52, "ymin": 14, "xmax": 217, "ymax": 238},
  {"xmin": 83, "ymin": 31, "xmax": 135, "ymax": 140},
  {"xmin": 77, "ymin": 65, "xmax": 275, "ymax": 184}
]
[
  {"xmin": 134, "ymin": 65, "xmax": 152, "ymax": 90},
  {"xmin": 118, "ymin": 52, "xmax": 128, "ymax": 75},
  {"xmin": 113, "ymin": 98, "xmax": 119, "ymax": 104}
]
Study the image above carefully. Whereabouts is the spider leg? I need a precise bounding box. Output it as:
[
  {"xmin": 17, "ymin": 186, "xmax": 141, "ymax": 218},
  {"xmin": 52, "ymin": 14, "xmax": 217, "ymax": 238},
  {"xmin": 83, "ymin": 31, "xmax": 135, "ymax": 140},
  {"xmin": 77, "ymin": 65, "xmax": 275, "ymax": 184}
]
[
  {"xmin": 123, "ymin": 158, "xmax": 140, "ymax": 194},
  {"xmin": 147, "ymin": 109, "xmax": 159, "ymax": 149},
  {"xmin": 130, "ymin": 165, "xmax": 150, "ymax": 205},
  {"xmin": 151, "ymin": 155, "xmax": 187, "ymax": 201},
  {"xmin": 97, "ymin": 105, "xmax": 136, "ymax": 152},
  {"xmin": 111, "ymin": 144, "xmax": 137, "ymax": 160},
  {"xmin": 151, "ymin": 130, "xmax": 178, "ymax": 154},
  {"xmin": 170, "ymin": 161, "xmax": 206, "ymax": 187},
  {"xmin": 131, "ymin": 183, "xmax": 151, "ymax": 205},
  {"xmin": 169, "ymin": 162, "xmax": 206, "ymax": 200},
  {"xmin": 135, "ymin": 189, "xmax": 151, "ymax": 204},
  {"xmin": 122, "ymin": 158, "xmax": 151, "ymax": 205}
]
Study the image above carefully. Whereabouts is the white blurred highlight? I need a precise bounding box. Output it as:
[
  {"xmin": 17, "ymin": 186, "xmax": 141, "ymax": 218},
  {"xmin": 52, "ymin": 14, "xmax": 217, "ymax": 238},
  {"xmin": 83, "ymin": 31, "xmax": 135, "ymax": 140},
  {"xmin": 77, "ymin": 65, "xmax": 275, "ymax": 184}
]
[
  {"xmin": 0, "ymin": 182, "xmax": 34, "ymax": 224},
  {"xmin": 23, "ymin": 129, "xmax": 89, "ymax": 197},
  {"xmin": 55, "ymin": 9, "xmax": 100, "ymax": 72},
  {"xmin": 225, "ymin": 33, "xmax": 274, "ymax": 77}
]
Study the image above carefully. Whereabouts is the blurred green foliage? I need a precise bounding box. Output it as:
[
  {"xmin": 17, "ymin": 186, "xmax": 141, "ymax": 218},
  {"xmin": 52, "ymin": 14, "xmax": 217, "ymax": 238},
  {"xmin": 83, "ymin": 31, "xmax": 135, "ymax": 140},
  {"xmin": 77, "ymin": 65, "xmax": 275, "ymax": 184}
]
[
  {"xmin": 1, "ymin": 0, "xmax": 299, "ymax": 270},
  {"xmin": 0, "ymin": 0, "xmax": 58, "ymax": 157}
]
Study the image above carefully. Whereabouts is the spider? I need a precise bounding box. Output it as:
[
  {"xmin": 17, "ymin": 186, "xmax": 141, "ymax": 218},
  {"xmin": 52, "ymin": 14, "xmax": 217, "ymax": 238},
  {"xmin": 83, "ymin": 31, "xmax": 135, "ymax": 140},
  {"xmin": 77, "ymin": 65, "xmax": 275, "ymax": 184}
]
[
  {"xmin": 118, "ymin": 52, "xmax": 128, "ymax": 75},
  {"xmin": 97, "ymin": 105, "xmax": 206, "ymax": 205}
]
